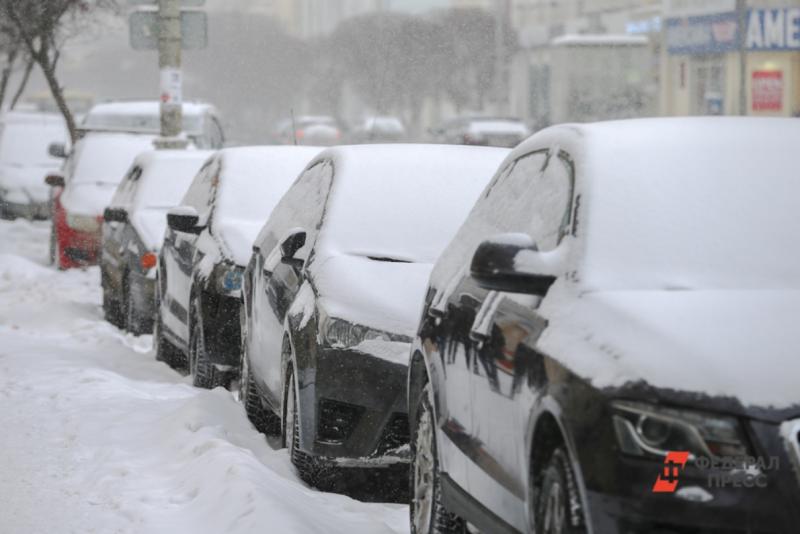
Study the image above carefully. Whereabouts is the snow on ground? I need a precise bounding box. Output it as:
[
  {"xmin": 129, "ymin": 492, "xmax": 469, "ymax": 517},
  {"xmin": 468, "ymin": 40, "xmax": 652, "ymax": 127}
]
[{"xmin": 0, "ymin": 219, "xmax": 408, "ymax": 534}]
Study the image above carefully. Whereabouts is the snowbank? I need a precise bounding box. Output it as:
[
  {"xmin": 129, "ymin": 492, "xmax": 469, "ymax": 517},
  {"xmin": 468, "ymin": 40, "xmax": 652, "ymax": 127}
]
[{"xmin": 0, "ymin": 219, "xmax": 408, "ymax": 534}]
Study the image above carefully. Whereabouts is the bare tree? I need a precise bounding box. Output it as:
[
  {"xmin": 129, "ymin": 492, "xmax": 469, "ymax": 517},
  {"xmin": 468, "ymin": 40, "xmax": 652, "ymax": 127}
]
[{"xmin": 0, "ymin": 0, "xmax": 116, "ymax": 141}]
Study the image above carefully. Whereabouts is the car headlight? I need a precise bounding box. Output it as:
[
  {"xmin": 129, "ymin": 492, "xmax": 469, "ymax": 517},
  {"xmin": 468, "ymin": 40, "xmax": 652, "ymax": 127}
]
[
  {"xmin": 320, "ymin": 313, "xmax": 410, "ymax": 348},
  {"xmin": 66, "ymin": 213, "xmax": 101, "ymax": 233},
  {"xmin": 213, "ymin": 262, "xmax": 244, "ymax": 297},
  {"xmin": 612, "ymin": 401, "xmax": 750, "ymax": 460}
]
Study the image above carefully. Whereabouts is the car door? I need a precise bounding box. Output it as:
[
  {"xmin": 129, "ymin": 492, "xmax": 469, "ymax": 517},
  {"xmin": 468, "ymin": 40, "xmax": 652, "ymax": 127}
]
[
  {"xmin": 466, "ymin": 149, "xmax": 576, "ymax": 528},
  {"xmin": 161, "ymin": 158, "xmax": 219, "ymax": 345},
  {"xmin": 249, "ymin": 161, "xmax": 333, "ymax": 407},
  {"xmin": 104, "ymin": 165, "xmax": 141, "ymax": 294}
]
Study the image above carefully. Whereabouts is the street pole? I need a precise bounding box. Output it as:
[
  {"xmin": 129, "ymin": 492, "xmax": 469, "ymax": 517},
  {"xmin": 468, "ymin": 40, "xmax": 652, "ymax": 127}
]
[
  {"xmin": 494, "ymin": 0, "xmax": 510, "ymax": 116},
  {"xmin": 156, "ymin": 0, "xmax": 186, "ymax": 148},
  {"xmin": 737, "ymin": 0, "xmax": 747, "ymax": 116}
]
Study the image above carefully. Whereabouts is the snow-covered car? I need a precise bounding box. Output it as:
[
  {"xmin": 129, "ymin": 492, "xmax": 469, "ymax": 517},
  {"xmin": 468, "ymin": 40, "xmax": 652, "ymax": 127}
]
[
  {"xmin": 78, "ymin": 100, "xmax": 225, "ymax": 149},
  {"xmin": 101, "ymin": 150, "xmax": 213, "ymax": 335},
  {"xmin": 49, "ymin": 133, "xmax": 157, "ymax": 270},
  {"xmin": 349, "ymin": 116, "xmax": 407, "ymax": 144},
  {"xmin": 407, "ymin": 118, "xmax": 800, "ymax": 534},
  {"xmin": 0, "ymin": 112, "xmax": 68, "ymax": 220},
  {"xmin": 155, "ymin": 146, "xmax": 322, "ymax": 388},
  {"xmin": 431, "ymin": 116, "xmax": 531, "ymax": 147},
  {"xmin": 240, "ymin": 144, "xmax": 509, "ymax": 490}
]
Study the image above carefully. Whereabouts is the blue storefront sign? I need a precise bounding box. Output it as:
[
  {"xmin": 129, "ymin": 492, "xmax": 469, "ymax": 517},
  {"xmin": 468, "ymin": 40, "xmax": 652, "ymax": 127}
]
[
  {"xmin": 746, "ymin": 8, "xmax": 800, "ymax": 50},
  {"xmin": 666, "ymin": 12, "xmax": 739, "ymax": 54},
  {"xmin": 667, "ymin": 8, "xmax": 800, "ymax": 54}
]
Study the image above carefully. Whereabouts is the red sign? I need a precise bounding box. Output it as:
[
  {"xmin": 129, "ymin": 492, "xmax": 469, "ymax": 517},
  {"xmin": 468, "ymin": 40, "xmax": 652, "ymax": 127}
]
[{"xmin": 752, "ymin": 71, "xmax": 783, "ymax": 112}]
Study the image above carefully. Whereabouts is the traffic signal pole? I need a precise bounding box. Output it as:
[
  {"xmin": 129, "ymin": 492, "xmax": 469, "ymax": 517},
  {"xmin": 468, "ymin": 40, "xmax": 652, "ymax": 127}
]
[{"xmin": 156, "ymin": 0, "xmax": 186, "ymax": 148}]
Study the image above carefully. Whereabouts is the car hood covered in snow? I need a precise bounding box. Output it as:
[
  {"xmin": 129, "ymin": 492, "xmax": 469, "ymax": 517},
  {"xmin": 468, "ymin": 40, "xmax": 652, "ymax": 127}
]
[
  {"xmin": 313, "ymin": 254, "xmax": 434, "ymax": 339},
  {"xmin": 537, "ymin": 286, "xmax": 800, "ymax": 418},
  {"xmin": 0, "ymin": 163, "xmax": 57, "ymax": 203}
]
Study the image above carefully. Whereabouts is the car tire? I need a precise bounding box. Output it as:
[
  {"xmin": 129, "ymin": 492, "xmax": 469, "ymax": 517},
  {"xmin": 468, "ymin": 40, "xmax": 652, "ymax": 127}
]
[
  {"xmin": 284, "ymin": 365, "xmax": 326, "ymax": 487},
  {"xmin": 154, "ymin": 310, "xmax": 184, "ymax": 370},
  {"xmin": 122, "ymin": 272, "xmax": 144, "ymax": 336},
  {"xmin": 535, "ymin": 447, "xmax": 586, "ymax": 534},
  {"xmin": 102, "ymin": 282, "xmax": 123, "ymax": 328},
  {"xmin": 240, "ymin": 338, "xmax": 281, "ymax": 435},
  {"xmin": 410, "ymin": 383, "xmax": 465, "ymax": 534},
  {"xmin": 190, "ymin": 312, "xmax": 228, "ymax": 390}
]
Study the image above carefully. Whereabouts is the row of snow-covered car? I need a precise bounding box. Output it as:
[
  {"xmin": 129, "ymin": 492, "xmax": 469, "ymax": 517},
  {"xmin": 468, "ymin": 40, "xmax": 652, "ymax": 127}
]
[{"xmin": 33, "ymin": 100, "xmax": 800, "ymax": 533}]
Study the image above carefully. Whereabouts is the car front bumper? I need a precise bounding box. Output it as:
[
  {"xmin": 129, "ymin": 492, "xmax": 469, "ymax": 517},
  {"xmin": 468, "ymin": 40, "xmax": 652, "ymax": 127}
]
[
  {"xmin": 296, "ymin": 346, "xmax": 410, "ymax": 467},
  {"xmin": 582, "ymin": 419, "xmax": 800, "ymax": 533}
]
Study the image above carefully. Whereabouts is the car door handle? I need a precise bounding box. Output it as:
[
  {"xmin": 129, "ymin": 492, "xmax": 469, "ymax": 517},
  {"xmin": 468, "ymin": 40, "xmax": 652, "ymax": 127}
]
[{"xmin": 469, "ymin": 291, "xmax": 501, "ymax": 344}]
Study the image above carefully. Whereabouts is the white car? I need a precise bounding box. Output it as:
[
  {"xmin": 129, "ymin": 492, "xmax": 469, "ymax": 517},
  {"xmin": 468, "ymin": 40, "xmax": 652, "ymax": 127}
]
[{"xmin": 0, "ymin": 112, "xmax": 68, "ymax": 220}]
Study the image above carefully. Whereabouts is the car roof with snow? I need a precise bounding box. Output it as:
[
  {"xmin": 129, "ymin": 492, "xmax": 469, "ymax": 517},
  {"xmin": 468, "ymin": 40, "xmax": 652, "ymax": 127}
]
[
  {"xmin": 213, "ymin": 145, "xmax": 324, "ymax": 266},
  {"xmin": 508, "ymin": 117, "xmax": 800, "ymax": 291},
  {"xmin": 1, "ymin": 111, "xmax": 65, "ymax": 125},
  {"xmin": 81, "ymin": 101, "xmax": 218, "ymax": 135},
  {"xmin": 110, "ymin": 149, "xmax": 213, "ymax": 212},
  {"xmin": 311, "ymin": 144, "xmax": 510, "ymax": 264}
]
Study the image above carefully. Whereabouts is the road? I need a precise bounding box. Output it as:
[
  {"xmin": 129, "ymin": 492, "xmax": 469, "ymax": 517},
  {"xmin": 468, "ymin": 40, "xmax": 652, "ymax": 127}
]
[{"xmin": 0, "ymin": 219, "xmax": 409, "ymax": 534}]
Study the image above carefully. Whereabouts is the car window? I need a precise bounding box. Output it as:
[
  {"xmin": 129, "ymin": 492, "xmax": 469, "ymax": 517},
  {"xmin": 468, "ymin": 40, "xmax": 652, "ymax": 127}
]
[
  {"xmin": 109, "ymin": 165, "xmax": 143, "ymax": 208},
  {"xmin": 256, "ymin": 160, "xmax": 333, "ymax": 262},
  {"xmin": 181, "ymin": 157, "xmax": 220, "ymax": 222}
]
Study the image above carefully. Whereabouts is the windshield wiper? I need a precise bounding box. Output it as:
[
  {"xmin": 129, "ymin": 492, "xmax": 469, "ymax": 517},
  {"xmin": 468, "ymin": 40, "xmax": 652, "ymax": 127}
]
[{"xmin": 368, "ymin": 256, "xmax": 413, "ymax": 264}]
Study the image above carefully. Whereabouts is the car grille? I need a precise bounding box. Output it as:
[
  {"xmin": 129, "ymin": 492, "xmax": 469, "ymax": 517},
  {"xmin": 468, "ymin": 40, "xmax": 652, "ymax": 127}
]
[
  {"xmin": 781, "ymin": 418, "xmax": 800, "ymax": 487},
  {"xmin": 374, "ymin": 413, "xmax": 410, "ymax": 457}
]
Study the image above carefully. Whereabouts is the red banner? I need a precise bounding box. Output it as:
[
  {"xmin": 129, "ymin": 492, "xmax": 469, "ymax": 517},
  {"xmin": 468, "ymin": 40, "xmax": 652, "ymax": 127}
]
[{"xmin": 752, "ymin": 70, "xmax": 783, "ymax": 112}]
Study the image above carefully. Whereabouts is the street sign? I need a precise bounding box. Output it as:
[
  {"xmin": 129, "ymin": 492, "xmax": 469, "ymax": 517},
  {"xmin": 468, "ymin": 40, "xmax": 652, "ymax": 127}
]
[
  {"xmin": 129, "ymin": 10, "xmax": 208, "ymax": 50},
  {"xmin": 128, "ymin": 0, "xmax": 205, "ymax": 5}
]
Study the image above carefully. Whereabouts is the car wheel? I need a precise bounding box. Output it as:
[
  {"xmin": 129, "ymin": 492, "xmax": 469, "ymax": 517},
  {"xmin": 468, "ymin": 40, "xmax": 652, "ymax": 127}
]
[
  {"xmin": 49, "ymin": 223, "xmax": 56, "ymax": 265},
  {"xmin": 284, "ymin": 365, "xmax": 322, "ymax": 486},
  {"xmin": 122, "ymin": 272, "xmax": 144, "ymax": 335},
  {"xmin": 102, "ymin": 280, "xmax": 123, "ymax": 328},
  {"xmin": 154, "ymin": 310, "xmax": 184, "ymax": 370},
  {"xmin": 410, "ymin": 383, "xmax": 465, "ymax": 534},
  {"xmin": 190, "ymin": 312, "xmax": 227, "ymax": 390},
  {"xmin": 535, "ymin": 447, "xmax": 586, "ymax": 534},
  {"xmin": 239, "ymin": 334, "xmax": 281, "ymax": 435}
]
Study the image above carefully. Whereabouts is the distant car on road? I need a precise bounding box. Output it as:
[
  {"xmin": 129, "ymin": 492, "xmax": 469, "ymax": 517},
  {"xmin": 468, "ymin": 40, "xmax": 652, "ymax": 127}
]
[
  {"xmin": 155, "ymin": 146, "xmax": 322, "ymax": 389},
  {"xmin": 272, "ymin": 116, "xmax": 344, "ymax": 146},
  {"xmin": 350, "ymin": 116, "xmax": 407, "ymax": 144},
  {"xmin": 101, "ymin": 150, "xmax": 212, "ymax": 334},
  {"xmin": 240, "ymin": 144, "xmax": 509, "ymax": 491},
  {"xmin": 407, "ymin": 118, "xmax": 800, "ymax": 534},
  {"xmin": 0, "ymin": 112, "xmax": 68, "ymax": 220},
  {"xmin": 47, "ymin": 101, "xmax": 226, "ymax": 270},
  {"xmin": 431, "ymin": 116, "xmax": 531, "ymax": 148}
]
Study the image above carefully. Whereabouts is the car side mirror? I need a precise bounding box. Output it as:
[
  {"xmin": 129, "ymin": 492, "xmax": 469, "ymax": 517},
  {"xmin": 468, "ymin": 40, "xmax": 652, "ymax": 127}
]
[
  {"xmin": 280, "ymin": 229, "xmax": 306, "ymax": 269},
  {"xmin": 470, "ymin": 233, "xmax": 557, "ymax": 296},
  {"xmin": 44, "ymin": 173, "xmax": 65, "ymax": 187},
  {"xmin": 167, "ymin": 206, "xmax": 204, "ymax": 234},
  {"xmin": 48, "ymin": 142, "xmax": 68, "ymax": 159},
  {"xmin": 103, "ymin": 207, "xmax": 128, "ymax": 223}
]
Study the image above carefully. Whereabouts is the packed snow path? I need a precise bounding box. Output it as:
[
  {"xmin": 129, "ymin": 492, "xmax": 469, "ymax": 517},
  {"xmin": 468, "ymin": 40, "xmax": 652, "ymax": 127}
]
[{"xmin": 0, "ymin": 219, "xmax": 408, "ymax": 534}]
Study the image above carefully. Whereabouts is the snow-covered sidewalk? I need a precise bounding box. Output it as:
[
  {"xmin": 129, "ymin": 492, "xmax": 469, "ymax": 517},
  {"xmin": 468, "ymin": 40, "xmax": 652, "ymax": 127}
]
[{"xmin": 0, "ymin": 219, "xmax": 408, "ymax": 534}]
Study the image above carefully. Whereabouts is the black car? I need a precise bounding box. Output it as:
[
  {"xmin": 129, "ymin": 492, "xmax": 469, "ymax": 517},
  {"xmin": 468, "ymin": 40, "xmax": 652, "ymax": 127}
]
[
  {"xmin": 240, "ymin": 145, "xmax": 509, "ymax": 490},
  {"xmin": 407, "ymin": 118, "xmax": 800, "ymax": 534},
  {"xmin": 155, "ymin": 146, "xmax": 321, "ymax": 388},
  {"xmin": 101, "ymin": 150, "xmax": 211, "ymax": 334}
]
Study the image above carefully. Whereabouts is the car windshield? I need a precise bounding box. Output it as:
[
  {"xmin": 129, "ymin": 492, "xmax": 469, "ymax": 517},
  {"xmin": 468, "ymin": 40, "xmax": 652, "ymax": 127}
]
[
  {"xmin": 0, "ymin": 122, "xmax": 66, "ymax": 166},
  {"xmin": 134, "ymin": 155, "xmax": 211, "ymax": 210},
  {"xmin": 82, "ymin": 110, "xmax": 204, "ymax": 135},
  {"xmin": 581, "ymin": 120, "xmax": 800, "ymax": 292},
  {"xmin": 70, "ymin": 133, "xmax": 157, "ymax": 186},
  {"xmin": 318, "ymin": 146, "xmax": 508, "ymax": 264}
]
